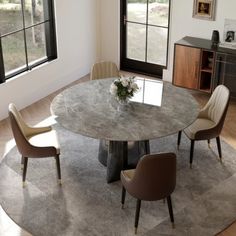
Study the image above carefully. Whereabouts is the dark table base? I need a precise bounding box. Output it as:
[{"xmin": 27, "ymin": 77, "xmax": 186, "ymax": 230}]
[{"xmin": 98, "ymin": 140, "xmax": 150, "ymax": 183}]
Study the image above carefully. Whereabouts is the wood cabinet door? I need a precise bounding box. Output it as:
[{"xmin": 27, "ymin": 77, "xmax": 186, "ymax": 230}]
[{"xmin": 173, "ymin": 45, "xmax": 201, "ymax": 89}]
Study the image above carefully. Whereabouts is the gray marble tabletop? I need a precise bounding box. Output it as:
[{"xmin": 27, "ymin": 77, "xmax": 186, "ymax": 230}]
[{"xmin": 51, "ymin": 78, "xmax": 199, "ymax": 141}]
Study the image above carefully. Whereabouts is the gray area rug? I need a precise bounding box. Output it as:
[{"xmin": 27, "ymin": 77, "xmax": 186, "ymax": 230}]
[{"xmin": 0, "ymin": 124, "xmax": 236, "ymax": 236}]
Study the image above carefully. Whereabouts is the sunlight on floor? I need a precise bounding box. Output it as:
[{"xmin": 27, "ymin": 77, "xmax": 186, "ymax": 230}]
[
  {"xmin": 4, "ymin": 138, "xmax": 15, "ymax": 157},
  {"xmin": 0, "ymin": 206, "xmax": 31, "ymax": 236},
  {"xmin": 35, "ymin": 115, "xmax": 58, "ymax": 127}
]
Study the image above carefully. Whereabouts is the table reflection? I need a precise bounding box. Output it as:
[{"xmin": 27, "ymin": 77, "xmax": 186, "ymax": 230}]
[{"xmin": 130, "ymin": 77, "xmax": 163, "ymax": 107}]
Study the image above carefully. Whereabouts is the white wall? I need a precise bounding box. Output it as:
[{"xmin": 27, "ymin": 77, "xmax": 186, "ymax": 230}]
[
  {"xmin": 99, "ymin": 0, "xmax": 236, "ymax": 82},
  {"xmin": 98, "ymin": 0, "xmax": 120, "ymax": 66},
  {"xmin": 0, "ymin": 0, "xmax": 98, "ymax": 120}
]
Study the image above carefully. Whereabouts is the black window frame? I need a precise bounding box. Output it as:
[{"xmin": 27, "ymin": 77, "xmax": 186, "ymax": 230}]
[
  {"xmin": 120, "ymin": 0, "xmax": 171, "ymax": 78},
  {"xmin": 0, "ymin": 0, "xmax": 57, "ymax": 83}
]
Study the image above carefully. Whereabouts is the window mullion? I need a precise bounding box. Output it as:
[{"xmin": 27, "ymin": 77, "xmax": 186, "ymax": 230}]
[
  {"xmin": 43, "ymin": 0, "xmax": 57, "ymax": 59},
  {"xmin": 20, "ymin": 0, "xmax": 29, "ymax": 70},
  {"xmin": 0, "ymin": 37, "xmax": 6, "ymax": 83},
  {"xmin": 145, "ymin": 0, "xmax": 149, "ymax": 63}
]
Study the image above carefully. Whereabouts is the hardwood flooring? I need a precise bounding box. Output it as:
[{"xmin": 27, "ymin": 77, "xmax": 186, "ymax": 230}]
[{"xmin": 0, "ymin": 73, "xmax": 235, "ymax": 236}]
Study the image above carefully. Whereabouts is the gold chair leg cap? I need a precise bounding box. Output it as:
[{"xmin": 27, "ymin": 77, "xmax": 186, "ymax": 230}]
[
  {"xmin": 58, "ymin": 179, "xmax": 62, "ymax": 185},
  {"xmin": 21, "ymin": 164, "xmax": 24, "ymax": 170},
  {"xmin": 208, "ymin": 144, "xmax": 211, "ymax": 149},
  {"xmin": 172, "ymin": 223, "xmax": 175, "ymax": 229},
  {"xmin": 134, "ymin": 227, "xmax": 138, "ymax": 234},
  {"xmin": 219, "ymin": 157, "xmax": 223, "ymax": 163},
  {"xmin": 22, "ymin": 182, "xmax": 26, "ymax": 188}
]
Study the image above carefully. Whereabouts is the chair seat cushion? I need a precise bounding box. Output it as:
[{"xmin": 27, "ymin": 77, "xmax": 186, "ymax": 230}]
[
  {"xmin": 28, "ymin": 129, "xmax": 60, "ymax": 154},
  {"xmin": 121, "ymin": 169, "xmax": 135, "ymax": 182},
  {"xmin": 184, "ymin": 118, "xmax": 216, "ymax": 140}
]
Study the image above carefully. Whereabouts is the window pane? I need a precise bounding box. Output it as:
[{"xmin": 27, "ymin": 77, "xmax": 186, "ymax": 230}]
[
  {"xmin": 24, "ymin": 0, "xmax": 47, "ymax": 28},
  {"xmin": 26, "ymin": 24, "xmax": 46, "ymax": 64},
  {"xmin": 1, "ymin": 31, "xmax": 26, "ymax": 74},
  {"xmin": 147, "ymin": 26, "xmax": 167, "ymax": 66},
  {"xmin": 127, "ymin": 0, "xmax": 147, "ymax": 24},
  {"xmin": 127, "ymin": 22, "xmax": 146, "ymax": 62},
  {"xmin": 148, "ymin": 0, "xmax": 169, "ymax": 27},
  {"xmin": 0, "ymin": 0, "xmax": 23, "ymax": 35}
]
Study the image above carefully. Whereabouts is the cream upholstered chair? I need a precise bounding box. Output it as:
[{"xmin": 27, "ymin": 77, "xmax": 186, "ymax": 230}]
[
  {"xmin": 8, "ymin": 103, "xmax": 61, "ymax": 186},
  {"xmin": 121, "ymin": 153, "xmax": 176, "ymax": 234},
  {"xmin": 177, "ymin": 85, "xmax": 230, "ymax": 167},
  {"xmin": 90, "ymin": 61, "xmax": 119, "ymax": 80}
]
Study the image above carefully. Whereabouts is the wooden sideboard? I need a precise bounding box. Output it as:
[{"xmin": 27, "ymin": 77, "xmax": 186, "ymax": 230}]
[{"xmin": 173, "ymin": 36, "xmax": 236, "ymax": 97}]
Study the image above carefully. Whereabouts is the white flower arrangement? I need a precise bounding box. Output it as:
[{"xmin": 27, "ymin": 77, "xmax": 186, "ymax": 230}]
[{"xmin": 110, "ymin": 76, "xmax": 139, "ymax": 102}]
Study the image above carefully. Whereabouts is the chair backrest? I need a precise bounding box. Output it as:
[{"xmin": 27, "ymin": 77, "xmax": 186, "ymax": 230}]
[
  {"xmin": 8, "ymin": 103, "xmax": 32, "ymax": 156},
  {"xmin": 128, "ymin": 153, "xmax": 176, "ymax": 201},
  {"xmin": 90, "ymin": 61, "xmax": 119, "ymax": 80},
  {"xmin": 201, "ymin": 85, "xmax": 230, "ymax": 134}
]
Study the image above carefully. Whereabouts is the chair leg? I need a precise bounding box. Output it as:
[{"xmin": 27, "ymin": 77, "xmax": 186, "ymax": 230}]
[
  {"xmin": 177, "ymin": 131, "xmax": 182, "ymax": 150},
  {"xmin": 144, "ymin": 140, "xmax": 150, "ymax": 154},
  {"xmin": 22, "ymin": 157, "xmax": 28, "ymax": 187},
  {"xmin": 21, "ymin": 156, "xmax": 25, "ymax": 170},
  {"xmin": 190, "ymin": 140, "xmax": 195, "ymax": 168},
  {"xmin": 216, "ymin": 136, "xmax": 222, "ymax": 161},
  {"xmin": 134, "ymin": 199, "xmax": 141, "ymax": 234},
  {"xmin": 55, "ymin": 155, "xmax": 62, "ymax": 185},
  {"xmin": 121, "ymin": 186, "xmax": 126, "ymax": 209},
  {"xmin": 208, "ymin": 139, "xmax": 211, "ymax": 148},
  {"xmin": 167, "ymin": 196, "xmax": 175, "ymax": 228}
]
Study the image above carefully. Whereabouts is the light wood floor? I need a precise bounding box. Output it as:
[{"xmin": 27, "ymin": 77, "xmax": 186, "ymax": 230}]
[{"xmin": 0, "ymin": 73, "xmax": 235, "ymax": 236}]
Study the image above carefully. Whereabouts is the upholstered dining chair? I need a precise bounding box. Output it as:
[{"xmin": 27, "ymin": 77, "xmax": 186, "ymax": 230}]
[
  {"xmin": 90, "ymin": 61, "xmax": 119, "ymax": 80},
  {"xmin": 177, "ymin": 85, "xmax": 230, "ymax": 168},
  {"xmin": 8, "ymin": 103, "xmax": 61, "ymax": 186},
  {"xmin": 121, "ymin": 153, "xmax": 176, "ymax": 234}
]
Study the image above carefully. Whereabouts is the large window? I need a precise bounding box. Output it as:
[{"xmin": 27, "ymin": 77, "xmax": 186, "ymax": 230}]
[{"xmin": 0, "ymin": 0, "xmax": 57, "ymax": 83}]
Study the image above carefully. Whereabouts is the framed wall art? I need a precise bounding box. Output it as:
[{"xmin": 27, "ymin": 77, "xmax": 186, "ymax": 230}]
[{"xmin": 193, "ymin": 0, "xmax": 216, "ymax": 21}]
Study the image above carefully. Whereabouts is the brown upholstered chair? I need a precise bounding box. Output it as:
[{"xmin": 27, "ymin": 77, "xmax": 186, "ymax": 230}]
[
  {"xmin": 8, "ymin": 103, "xmax": 61, "ymax": 186},
  {"xmin": 90, "ymin": 61, "xmax": 119, "ymax": 80},
  {"xmin": 177, "ymin": 85, "xmax": 230, "ymax": 167},
  {"xmin": 121, "ymin": 153, "xmax": 176, "ymax": 234}
]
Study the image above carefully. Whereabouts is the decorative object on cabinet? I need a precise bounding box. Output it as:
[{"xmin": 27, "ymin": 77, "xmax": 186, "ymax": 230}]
[
  {"xmin": 192, "ymin": 0, "xmax": 216, "ymax": 21},
  {"xmin": 211, "ymin": 30, "xmax": 220, "ymax": 47},
  {"xmin": 219, "ymin": 19, "xmax": 236, "ymax": 49}
]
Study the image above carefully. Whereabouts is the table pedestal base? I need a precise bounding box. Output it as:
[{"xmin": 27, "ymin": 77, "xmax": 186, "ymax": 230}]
[{"xmin": 98, "ymin": 140, "xmax": 150, "ymax": 183}]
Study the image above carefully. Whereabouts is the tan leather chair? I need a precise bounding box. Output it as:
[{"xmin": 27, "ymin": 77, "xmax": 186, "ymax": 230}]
[
  {"xmin": 8, "ymin": 103, "xmax": 61, "ymax": 186},
  {"xmin": 90, "ymin": 61, "xmax": 119, "ymax": 80},
  {"xmin": 121, "ymin": 153, "xmax": 176, "ymax": 234},
  {"xmin": 177, "ymin": 85, "xmax": 230, "ymax": 167}
]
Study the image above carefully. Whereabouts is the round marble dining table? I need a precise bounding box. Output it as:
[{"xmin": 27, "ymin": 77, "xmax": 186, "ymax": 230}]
[{"xmin": 51, "ymin": 77, "xmax": 199, "ymax": 182}]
